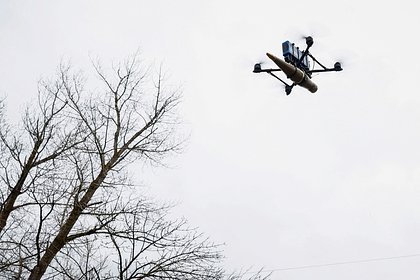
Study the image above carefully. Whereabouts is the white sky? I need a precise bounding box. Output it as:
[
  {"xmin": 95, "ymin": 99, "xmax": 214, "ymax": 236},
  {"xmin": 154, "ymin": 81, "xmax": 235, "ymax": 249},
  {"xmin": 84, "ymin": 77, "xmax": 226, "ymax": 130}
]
[{"xmin": 1, "ymin": 1, "xmax": 420, "ymax": 279}]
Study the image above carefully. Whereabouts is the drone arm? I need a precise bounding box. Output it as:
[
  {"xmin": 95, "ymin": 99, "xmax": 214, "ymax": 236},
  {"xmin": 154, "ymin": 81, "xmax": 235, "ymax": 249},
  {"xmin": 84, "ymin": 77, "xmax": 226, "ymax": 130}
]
[
  {"xmin": 309, "ymin": 68, "xmax": 340, "ymax": 74},
  {"xmin": 307, "ymin": 53, "xmax": 328, "ymax": 70},
  {"xmin": 254, "ymin": 66, "xmax": 294, "ymax": 95},
  {"xmin": 266, "ymin": 72, "xmax": 287, "ymax": 85},
  {"xmin": 296, "ymin": 46, "xmax": 311, "ymax": 69},
  {"xmin": 254, "ymin": 64, "xmax": 292, "ymax": 86},
  {"xmin": 267, "ymin": 72, "xmax": 295, "ymax": 95},
  {"xmin": 295, "ymin": 36, "xmax": 314, "ymax": 70},
  {"xmin": 253, "ymin": 68, "xmax": 282, "ymax": 73},
  {"xmin": 307, "ymin": 53, "xmax": 343, "ymax": 74}
]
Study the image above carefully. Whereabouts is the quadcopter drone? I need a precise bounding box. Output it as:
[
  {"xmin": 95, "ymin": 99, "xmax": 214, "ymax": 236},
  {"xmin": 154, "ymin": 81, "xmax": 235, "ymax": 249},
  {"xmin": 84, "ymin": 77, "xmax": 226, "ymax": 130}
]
[{"xmin": 253, "ymin": 36, "xmax": 342, "ymax": 95}]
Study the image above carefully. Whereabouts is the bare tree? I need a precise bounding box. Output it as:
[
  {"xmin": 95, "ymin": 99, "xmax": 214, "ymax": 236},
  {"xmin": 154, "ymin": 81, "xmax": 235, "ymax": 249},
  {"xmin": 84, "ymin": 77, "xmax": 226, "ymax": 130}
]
[
  {"xmin": 48, "ymin": 196, "xmax": 225, "ymax": 280},
  {"xmin": 0, "ymin": 56, "xmax": 269, "ymax": 280},
  {"xmin": 0, "ymin": 75, "xmax": 81, "ymax": 233}
]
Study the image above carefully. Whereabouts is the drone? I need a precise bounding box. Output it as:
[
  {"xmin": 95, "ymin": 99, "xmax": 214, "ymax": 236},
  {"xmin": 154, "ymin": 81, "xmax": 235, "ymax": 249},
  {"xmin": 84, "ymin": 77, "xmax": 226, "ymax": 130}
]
[{"xmin": 253, "ymin": 36, "xmax": 342, "ymax": 95}]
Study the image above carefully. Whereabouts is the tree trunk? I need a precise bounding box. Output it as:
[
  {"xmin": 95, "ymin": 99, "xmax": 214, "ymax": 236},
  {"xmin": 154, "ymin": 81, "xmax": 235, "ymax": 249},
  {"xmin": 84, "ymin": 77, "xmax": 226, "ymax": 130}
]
[{"xmin": 28, "ymin": 168, "xmax": 109, "ymax": 280}]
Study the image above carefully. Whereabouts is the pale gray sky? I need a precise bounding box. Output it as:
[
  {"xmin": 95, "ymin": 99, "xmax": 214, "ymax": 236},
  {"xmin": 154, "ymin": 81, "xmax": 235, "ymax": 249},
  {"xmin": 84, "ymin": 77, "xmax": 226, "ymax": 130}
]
[{"xmin": 1, "ymin": 1, "xmax": 420, "ymax": 279}]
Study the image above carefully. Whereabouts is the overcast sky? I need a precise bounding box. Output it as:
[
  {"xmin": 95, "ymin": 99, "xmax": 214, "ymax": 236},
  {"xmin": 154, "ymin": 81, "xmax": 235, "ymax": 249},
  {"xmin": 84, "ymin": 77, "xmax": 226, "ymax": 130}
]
[{"xmin": 1, "ymin": 1, "xmax": 420, "ymax": 279}]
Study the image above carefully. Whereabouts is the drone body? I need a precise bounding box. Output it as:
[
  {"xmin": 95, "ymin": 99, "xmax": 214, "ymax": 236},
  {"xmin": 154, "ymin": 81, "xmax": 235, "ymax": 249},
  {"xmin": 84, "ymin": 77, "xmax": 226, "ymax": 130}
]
[{"xmin": 253, "ymin": 36, "xmax": 342, "ymax": 95}]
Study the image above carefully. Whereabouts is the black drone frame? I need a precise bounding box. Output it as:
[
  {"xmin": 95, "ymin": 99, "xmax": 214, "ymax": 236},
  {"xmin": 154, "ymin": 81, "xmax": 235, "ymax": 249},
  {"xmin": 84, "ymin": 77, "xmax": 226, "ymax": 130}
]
[{"xmin": 253, "ymin": 36, "xmax": 342, "ymax": 95}]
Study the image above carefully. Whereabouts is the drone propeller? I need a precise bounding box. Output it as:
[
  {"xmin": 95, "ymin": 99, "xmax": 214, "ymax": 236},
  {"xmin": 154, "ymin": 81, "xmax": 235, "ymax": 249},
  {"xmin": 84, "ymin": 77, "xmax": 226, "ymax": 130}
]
[
  {"xmin": 244, "ymin": 48, "xmax": 270, "ymax": 65},
  {"xmin": 333, "ymin": 61, "xmax": 343, "ymax": 71},
  {"xmin": 289, "ymin": 25, "xmax": 331, "ymax": 50},
  {"xmin": 299, "ymin": 36, "xmax": 314, "ymax": 48},
  {"xmin": 255, "ymin": 60, "xmax": 267, "ymax": 66},
  {"xmin": 253, "ymin": 61, "xmax": 266, "ymax": 73},
  {"xmin": 331, "ymin": 49, "xmax": 354, "ymax": 70},
  {"xmin": 239, "ymin": 51, "xmax": 269, "ymax": 73}
]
